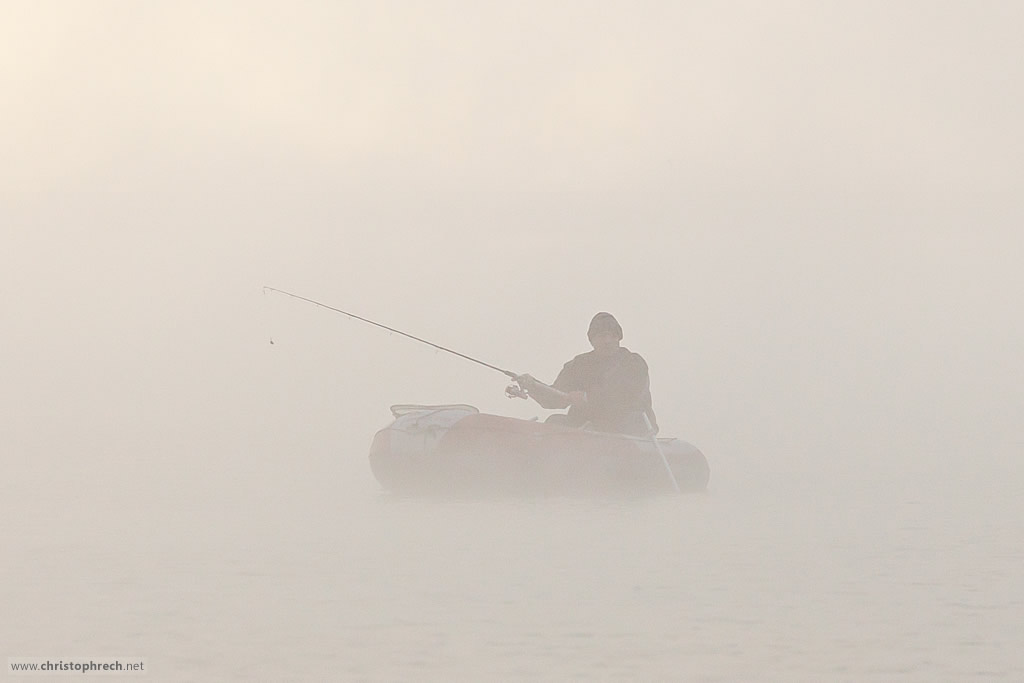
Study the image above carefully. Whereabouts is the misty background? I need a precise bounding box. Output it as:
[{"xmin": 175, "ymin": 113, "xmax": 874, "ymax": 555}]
[{"xmin": 3, "ymin": 2, "xmax": 1022, "ymax": 680}]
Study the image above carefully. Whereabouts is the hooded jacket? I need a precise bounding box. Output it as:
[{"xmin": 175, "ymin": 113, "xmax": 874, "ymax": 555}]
[{"xmin": 552, "ymin": 346, "xmax": 655, "ymax": 435}]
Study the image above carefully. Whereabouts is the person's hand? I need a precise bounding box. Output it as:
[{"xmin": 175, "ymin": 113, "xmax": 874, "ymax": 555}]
[
  {"xmin": 567, "ymin": 390, "xmax": 587, "ymax": 405},
  {"xmin": 516, "ymin": 374, "xmax": 539, "ymax": 391}
]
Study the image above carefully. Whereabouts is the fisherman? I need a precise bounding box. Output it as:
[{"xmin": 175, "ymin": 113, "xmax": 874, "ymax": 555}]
[{"xmin": 516, "ymin": 312, "xmax": 658, "ymax": 436}]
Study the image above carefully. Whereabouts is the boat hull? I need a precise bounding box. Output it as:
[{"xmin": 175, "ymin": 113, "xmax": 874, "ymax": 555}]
[{"xmin": 369, "ymin": 405, "xmax": 710, "ymax": 496}]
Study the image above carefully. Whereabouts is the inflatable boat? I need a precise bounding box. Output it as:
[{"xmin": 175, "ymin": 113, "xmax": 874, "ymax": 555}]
[{"xmin": 369, "ymin": 404, "xmax": 710, "ymax": 496}]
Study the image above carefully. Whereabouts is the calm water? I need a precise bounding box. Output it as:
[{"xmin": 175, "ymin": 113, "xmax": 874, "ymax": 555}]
[{"xmin": 3, "ymin": 451, "xmax": 1022, "ymax": 682}]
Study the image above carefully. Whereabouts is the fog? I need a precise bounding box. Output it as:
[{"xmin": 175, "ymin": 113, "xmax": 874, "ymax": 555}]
[{"xmin": 3, "ymin": 2, "xmax": 1023, "ymax": 680}]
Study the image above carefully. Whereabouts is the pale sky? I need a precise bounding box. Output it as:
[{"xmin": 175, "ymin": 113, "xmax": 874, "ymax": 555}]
[{"xmin": 3, "ymin": 1, "xmax": 1022, "ymax": 507}]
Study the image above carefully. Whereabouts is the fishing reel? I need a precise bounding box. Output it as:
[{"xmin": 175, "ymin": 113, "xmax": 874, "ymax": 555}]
[{"xmin": 504, "ymin": 382, "xmax": 529, "ymax": 400}]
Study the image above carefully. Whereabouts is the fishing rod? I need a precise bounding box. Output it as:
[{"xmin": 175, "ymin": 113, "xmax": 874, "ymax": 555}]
[{"xmin": 263, "ymin": 287, "xmax": 521, "ymax": 380}]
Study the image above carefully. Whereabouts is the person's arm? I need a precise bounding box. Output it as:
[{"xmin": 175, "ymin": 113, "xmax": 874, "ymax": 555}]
[
  {"xmin": 642, "ymin": 375, "xmax": 658, "ymax": 435},
  {"xmin": 516, "ymin": 374, "xmax": 571, "ymax": 409},
  {"xmin": 634, "ymin": 357, "xmax": 658, "ymax": 434}
]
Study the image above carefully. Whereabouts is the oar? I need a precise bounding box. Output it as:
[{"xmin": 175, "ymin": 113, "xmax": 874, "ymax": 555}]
[{"xmin": 644, "ymin": 413, "xmax": 680, "ymax": 494}]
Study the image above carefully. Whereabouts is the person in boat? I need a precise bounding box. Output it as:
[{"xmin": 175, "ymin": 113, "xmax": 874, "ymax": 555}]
[{"xmin": 516, "ymin": 312, "xmax": 658, "ymax": 436}]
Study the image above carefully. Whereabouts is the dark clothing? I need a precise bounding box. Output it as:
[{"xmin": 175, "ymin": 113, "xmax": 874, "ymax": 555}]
[{"xmin": 552, "ymin": 346, "xmax": 655, "ymax": 436}]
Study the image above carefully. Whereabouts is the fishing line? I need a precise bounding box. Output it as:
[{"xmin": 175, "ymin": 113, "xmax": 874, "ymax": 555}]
[{"xmin": 262, "ymin": 286, "xmax": 275, "ymax": 345}]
